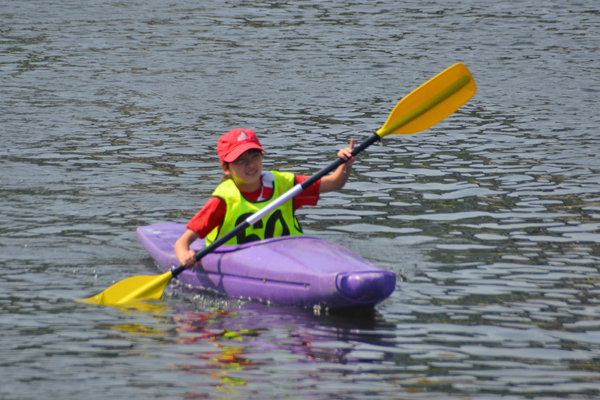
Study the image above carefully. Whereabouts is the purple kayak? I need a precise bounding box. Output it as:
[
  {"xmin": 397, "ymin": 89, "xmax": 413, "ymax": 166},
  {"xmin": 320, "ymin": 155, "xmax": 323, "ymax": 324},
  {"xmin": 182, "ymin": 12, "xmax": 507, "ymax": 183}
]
[{"xmin": 137, "ymin": 223, "xmax": 396, "ymax": 309}]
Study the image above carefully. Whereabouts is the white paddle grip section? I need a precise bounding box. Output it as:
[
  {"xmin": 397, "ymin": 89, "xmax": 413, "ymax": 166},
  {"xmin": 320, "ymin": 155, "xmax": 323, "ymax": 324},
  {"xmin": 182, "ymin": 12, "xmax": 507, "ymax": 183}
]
[{"xmin": 245, "ymin": 184, "xmax": 304, "ymax": 226}]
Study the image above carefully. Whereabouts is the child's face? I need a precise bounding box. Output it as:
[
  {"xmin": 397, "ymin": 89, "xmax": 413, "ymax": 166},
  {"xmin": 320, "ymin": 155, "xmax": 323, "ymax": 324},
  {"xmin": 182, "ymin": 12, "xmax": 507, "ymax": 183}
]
[{"xmin": 223, "ymin": 149, "xmax": 263, "ymax": 190}]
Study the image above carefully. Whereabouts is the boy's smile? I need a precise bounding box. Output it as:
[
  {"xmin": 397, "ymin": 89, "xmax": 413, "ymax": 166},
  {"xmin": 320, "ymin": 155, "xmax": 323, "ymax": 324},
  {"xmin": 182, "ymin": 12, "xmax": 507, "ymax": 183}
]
[{"xmin": 223, "ymin": 149, "xmax": 263, "ymax": 192}]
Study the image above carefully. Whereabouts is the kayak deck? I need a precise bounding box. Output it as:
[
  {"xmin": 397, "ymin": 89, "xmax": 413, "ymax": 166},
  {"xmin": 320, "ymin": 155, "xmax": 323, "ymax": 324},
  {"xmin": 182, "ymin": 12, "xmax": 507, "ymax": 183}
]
[{"xmin": 137, "ymin": 223, "xmax": 396, "ymax": 309}]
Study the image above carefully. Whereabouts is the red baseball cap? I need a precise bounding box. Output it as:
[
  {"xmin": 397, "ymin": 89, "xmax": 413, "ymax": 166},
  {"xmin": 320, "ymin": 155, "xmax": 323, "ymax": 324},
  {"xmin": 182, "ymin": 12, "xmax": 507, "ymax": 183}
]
[{"xmin": 217, "ymin": 128, "xmax": 266, "ymax": 163}]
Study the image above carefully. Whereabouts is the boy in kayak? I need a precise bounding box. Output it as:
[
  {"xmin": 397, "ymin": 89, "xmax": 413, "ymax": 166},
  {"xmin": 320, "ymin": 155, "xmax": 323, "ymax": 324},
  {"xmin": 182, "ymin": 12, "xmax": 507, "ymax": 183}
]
[{"xmin": 175, "ymin": 128, "xmax": 355, "ymax": 268}]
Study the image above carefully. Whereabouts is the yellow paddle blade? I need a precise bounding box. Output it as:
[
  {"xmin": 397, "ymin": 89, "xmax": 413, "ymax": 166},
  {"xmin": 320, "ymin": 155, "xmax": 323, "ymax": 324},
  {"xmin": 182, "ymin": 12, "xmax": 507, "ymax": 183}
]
[
  {"xmin": 377, "ymin": 63, "xmax": 476, "ymax": 137},
  {"xmin": 78, "ymin": 271, "xmax": 174, "ymax": 306}
]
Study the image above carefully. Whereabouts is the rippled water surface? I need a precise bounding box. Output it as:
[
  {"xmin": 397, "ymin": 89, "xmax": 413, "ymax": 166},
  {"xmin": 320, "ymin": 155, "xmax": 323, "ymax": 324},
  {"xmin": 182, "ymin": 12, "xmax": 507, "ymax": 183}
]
[{"xmin": 2, "ymin": 1, "xmax": 600, "ymax": 398}]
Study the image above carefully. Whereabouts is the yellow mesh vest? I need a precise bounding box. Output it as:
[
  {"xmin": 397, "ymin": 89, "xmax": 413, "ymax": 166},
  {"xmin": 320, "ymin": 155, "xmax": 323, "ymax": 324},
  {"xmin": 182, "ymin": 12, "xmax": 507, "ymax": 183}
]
[{"xmin": 205, "ymin": 171, "xmax": 304, "ymax": 246}]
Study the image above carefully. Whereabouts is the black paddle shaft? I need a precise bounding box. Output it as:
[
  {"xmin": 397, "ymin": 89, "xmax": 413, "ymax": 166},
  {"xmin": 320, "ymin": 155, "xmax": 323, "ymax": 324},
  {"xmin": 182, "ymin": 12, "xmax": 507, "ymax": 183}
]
[{"xmin": 170, "ymin": 132, "xmax": 381, "ymax": 279}]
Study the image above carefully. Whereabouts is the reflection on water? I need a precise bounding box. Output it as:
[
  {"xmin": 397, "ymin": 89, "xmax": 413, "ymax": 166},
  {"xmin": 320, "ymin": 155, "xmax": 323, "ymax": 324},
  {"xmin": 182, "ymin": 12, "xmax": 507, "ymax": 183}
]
[
  {"xmin": 2, "ymin": 0, "xmax": 600, "ymax": 398},
  {"xmin": 101, "ymin": 302, "xmax": 397, "ymax": 397}
]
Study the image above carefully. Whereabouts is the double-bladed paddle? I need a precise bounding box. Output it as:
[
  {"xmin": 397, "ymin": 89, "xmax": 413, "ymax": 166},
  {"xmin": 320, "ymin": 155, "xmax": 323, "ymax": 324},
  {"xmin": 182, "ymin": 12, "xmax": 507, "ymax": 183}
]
[{"xmin": 81, "ymin": 62, "xmax": 476, "ymax": 306}]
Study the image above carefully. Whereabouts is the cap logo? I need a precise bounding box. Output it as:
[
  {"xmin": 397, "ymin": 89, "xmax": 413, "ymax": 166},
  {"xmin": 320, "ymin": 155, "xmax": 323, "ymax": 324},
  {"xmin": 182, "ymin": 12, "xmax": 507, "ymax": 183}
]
[{"xmin": 237, "ymin": 132, "xmax": 249, "ymax": 141}]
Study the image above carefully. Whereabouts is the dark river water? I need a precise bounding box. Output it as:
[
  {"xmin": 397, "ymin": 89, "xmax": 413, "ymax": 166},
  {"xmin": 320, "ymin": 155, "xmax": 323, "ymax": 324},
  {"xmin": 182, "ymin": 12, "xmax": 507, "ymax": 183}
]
[{"xmin": 2, "ymin": 1, "xmax": 600, "ymax": 398}]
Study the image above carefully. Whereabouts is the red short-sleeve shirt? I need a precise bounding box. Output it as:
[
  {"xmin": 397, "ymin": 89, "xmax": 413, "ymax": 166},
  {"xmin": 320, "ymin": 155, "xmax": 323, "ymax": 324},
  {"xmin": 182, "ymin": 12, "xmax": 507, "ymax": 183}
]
[{"xmin": 187, "ymin": 175, "xmax": 320, "ymax": 238}]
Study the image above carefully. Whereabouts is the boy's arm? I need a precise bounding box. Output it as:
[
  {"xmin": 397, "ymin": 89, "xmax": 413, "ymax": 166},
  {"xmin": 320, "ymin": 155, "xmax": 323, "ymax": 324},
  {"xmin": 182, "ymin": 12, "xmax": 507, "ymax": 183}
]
[
  {"xmin": 175, "ymin": 229, "xmax": 200, "ymax": 267},
  {"xmin": 319, "ymin": 145, "xmax": 355, "ymax": 193},
  {"xmin": 175, "ymin": 197, "xmax": 227, "ymax": 267}
]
